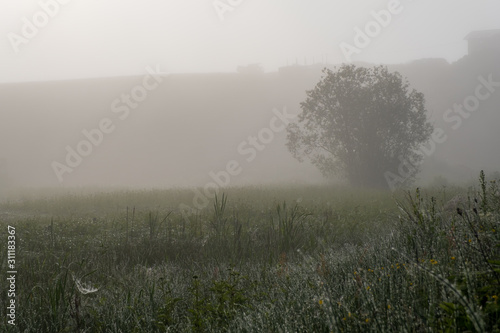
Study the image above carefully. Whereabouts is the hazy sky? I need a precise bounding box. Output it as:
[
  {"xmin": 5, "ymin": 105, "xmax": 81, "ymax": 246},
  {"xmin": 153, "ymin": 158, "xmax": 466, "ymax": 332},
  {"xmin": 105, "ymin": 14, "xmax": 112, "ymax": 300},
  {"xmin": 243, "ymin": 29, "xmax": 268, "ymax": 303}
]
[{"xmin": 1, "ymin": 0, "xmax": 499, "ymax": 82}]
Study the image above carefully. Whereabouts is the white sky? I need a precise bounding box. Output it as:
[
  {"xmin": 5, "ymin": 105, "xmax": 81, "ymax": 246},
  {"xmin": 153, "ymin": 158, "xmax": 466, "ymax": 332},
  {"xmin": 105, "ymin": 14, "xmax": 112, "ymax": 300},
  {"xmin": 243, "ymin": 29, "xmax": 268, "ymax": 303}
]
[{"xmin": 1, "ymin": 0, "xmax": 499, "ymax": 82}]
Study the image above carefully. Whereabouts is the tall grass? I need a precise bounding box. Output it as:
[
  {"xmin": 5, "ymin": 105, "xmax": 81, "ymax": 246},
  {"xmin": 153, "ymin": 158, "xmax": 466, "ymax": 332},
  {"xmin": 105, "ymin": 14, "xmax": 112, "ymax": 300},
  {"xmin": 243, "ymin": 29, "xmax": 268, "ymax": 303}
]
[{"xmin": 0, "ymin": 175, "xmax": 498, "ymax": 331}]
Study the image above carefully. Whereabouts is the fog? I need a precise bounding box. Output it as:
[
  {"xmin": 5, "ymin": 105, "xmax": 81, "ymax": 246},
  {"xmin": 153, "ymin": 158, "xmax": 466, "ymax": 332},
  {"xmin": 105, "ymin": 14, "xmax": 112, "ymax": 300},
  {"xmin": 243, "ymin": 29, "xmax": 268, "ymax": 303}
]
[
  {"xmin": 2, "ymin": 0, "xmax": 499, "ymax": 82},
  {"xmin": 1, "ymin": 1, "xmax": 500, "ymax": 191}
]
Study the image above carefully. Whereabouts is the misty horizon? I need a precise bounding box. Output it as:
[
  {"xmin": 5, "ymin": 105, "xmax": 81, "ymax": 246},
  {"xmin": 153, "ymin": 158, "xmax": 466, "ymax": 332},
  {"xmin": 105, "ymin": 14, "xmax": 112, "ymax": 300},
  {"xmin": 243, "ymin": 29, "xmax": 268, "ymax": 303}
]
[
  {"xmin": 1, "ymin": 1, "xmax": 500, "ymax": 192},
  {"xmin": 2, "ymin": 1, "xmax": 500, "ymax": 83}
]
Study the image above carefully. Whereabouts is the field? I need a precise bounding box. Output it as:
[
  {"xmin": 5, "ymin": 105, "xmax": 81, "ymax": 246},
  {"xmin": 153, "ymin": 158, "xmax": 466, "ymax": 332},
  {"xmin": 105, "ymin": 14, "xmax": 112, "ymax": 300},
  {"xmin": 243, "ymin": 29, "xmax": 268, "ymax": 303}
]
[{"xmin": 1, "ymin": 173, "xmax": 499, "ymax": 332}]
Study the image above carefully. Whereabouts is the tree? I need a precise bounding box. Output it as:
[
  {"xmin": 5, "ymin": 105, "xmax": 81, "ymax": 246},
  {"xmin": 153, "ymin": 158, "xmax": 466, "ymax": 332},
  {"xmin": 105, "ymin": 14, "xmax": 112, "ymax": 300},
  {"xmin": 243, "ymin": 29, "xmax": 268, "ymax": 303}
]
[{"xmin": 286, "ymin": 64, "xmax": 433, "ymax": 189}]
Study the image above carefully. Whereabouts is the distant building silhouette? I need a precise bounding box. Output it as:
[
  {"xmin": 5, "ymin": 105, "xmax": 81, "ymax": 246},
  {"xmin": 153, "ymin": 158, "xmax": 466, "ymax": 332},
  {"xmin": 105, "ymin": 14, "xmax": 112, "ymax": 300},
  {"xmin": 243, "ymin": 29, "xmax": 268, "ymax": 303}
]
[{"xmin": 465, "ymin": 29, "xmax": 500, "ymax": 56}]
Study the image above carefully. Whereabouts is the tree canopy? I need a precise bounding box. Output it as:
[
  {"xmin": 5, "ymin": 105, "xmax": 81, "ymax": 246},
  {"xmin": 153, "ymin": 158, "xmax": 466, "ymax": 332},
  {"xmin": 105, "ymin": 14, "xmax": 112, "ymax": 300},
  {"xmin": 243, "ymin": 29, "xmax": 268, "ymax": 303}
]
[{"xmin": 286, "ymin": 64, "xmax": 433, "ymax": 189}]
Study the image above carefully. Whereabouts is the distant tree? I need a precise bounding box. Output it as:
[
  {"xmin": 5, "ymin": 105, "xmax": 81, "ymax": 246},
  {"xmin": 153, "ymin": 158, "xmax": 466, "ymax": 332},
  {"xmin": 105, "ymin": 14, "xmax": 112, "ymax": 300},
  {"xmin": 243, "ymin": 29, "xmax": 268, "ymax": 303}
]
[{"xmin": 286, "ymin": 64, "xmax": 433, "ymax": 189}]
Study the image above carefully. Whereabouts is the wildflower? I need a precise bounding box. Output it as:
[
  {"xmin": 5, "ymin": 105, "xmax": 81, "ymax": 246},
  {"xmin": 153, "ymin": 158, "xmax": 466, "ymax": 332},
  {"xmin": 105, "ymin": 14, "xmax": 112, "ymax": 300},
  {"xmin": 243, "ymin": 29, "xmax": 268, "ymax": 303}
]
[
  {"xmin": 451, "ymin": 257, "xmax": 456, "ymax": 260},
  {"xmin": 348, "ymin": 312, "xmax": 352, "ymax": 317},
  {"xmin": 430, "ymin": 259, "xmax": 438, "ymax": 265},
  {"xmin": 468, "ymin": 239, "xmax": 472, "ymax": 243},
  {"xmin": 365, "ymin": 318, "xmax": 370, "ymax": 323},
  {"xmin": 343, "ymin": 317, "xmax": 346, "ymax": 321},
  {"xmin": 492, "ymin": 295, "xmax": 498, "ymax": 302},
  {"xmin": 354, "ymin": 271, "xmax": 357, "ymax": 275},
  {"xmin": 366, "ymin": 286, "xmax": 371, "ymax": 290},
  {"xmin": 319, "ymin": 299, "xmax": 324, "ymax": 306},
  {"xmin": 387, "ymin": 305, "xmax": 391, "ymax": 310}
]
